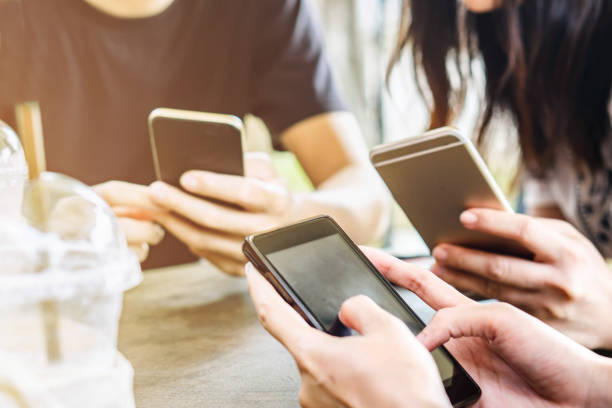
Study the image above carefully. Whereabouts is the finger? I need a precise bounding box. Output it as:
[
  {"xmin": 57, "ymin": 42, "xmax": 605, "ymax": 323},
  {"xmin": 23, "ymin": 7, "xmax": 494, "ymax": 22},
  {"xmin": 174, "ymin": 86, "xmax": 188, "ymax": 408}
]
[
  {"xmin": 459, "ymin": 209, "xmax": 564, "ymax": 260},
  {"xmin": 431, "ymin": 263, "xmax": 539, "ymax": 308},
  {"xmin": 129, "ymin": 242, "xmax": 149, "ymax": 263},
  {"xmin": 112, "ymin": 205, "xmax": 158, "ymax": 221},
  {"xmin": 150, "ymin": 182, "xmax": 271, "ymax": 236},
  {"xmin": 339, "ymin": 295, "xmax": 404, "ymax": 336},
  {"xmin": 417, "ymin": 302, "xmax": 522, "ymax": 351},
  {"xmin": 246, "ymin": 263, "xmax": 321, "ymax": 353},
  {"xmin": 432, "ymin": 244, "xmax": 556, "ymax": 290},
  {"xmin": 200, "ymin": 251, "xmax": 246, "ymax": 277},
  {"xmin": 94, "ymin": 181, "xmax": 162, "ymax": 212},
  {"xmin": 360, "ymin": 246, "xmax": 472, "ymax": 310},
  {"xmin": 118, "ymin": 217, "xmax": 165, "ymax": 245},
  {"xmin": 180, "ymin": 170, "xmax": 289, "ymax": 212},
  {"xmin": 418, "ymin": 301, "xmax": 584, "ymax": 387},
  {"xmin": 155, "ymin": 212, "xmax": 245, "ymax": 262}
]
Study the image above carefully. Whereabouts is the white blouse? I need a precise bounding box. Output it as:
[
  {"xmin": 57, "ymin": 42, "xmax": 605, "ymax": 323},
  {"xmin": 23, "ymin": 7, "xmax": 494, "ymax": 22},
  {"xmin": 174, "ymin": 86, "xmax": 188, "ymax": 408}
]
[{"xmin": 523, "ymin": 99, "xmax": 612, "ymax": 257}]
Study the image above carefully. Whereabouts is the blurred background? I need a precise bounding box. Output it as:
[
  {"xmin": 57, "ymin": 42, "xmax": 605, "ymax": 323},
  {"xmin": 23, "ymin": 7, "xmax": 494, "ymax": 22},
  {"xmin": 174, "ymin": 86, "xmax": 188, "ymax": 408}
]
[{"xmin": 248, "ymin": 0, "xmax": 521, "ymax": 253}]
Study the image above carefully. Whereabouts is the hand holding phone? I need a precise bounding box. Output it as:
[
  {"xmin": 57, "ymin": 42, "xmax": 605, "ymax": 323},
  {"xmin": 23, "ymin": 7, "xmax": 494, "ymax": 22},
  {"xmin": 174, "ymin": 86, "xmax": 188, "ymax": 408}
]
[
  {"xmin": 370, "ymin": 127, "xmax": 530, "ymax": 258},
  {"xmin": 246, "ymin": 264, "xmax": 453, "ymax": 408},
  {"xmin": 146, "ymin": 108, "xmax": 296, "ymax": 274},
  {"xmin": 367, "ymin": 246, "xmax": 612, "ymax": 408},
  {"xmin": 247, "ymin": 230, "xmax": 610, "ymax": 408},
  {"xmin": 243, "ymin": 216, "xmax": 481, "ymax": 407},
  {"xmin": 148, "ymin": 152, "xmax": 295, "ymax": 276},
  {"xmin": 431, "ymin": 207, "xmax": 612, "ymax": 350}
]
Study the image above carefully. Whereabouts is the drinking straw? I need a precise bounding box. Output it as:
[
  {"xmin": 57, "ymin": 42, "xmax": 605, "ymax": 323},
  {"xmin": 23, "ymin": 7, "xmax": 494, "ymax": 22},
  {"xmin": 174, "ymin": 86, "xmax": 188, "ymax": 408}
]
[{"xmin": 15, "ymin": 101, "xmax": 61, "ymax": 363}]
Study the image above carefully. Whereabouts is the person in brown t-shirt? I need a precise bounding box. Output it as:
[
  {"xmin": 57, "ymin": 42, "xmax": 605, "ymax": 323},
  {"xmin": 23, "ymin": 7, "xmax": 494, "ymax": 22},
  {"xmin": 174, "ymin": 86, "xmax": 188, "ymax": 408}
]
[{"xmin": 0, "ymin": 0, "xmax": 389, "ymax": 273}]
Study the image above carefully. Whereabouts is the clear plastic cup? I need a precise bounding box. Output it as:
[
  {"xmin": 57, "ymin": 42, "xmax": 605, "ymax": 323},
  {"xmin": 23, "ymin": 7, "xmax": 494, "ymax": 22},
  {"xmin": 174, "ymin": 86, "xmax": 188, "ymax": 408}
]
[{"xmin": 0, "ymin": 172, "xmax": 142, "ymax": 408}]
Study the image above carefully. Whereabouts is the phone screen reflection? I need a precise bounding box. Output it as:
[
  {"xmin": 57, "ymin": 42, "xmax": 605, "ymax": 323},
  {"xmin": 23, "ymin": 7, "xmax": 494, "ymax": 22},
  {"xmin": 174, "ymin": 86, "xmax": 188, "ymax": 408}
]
[{"xmin": 267, "ymin": 233, "xmax": 455, "ymax": 383}]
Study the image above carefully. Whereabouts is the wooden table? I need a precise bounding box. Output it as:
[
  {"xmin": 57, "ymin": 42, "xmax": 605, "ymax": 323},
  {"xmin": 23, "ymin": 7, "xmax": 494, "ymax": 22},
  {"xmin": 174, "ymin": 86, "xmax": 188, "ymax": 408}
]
[
  {"xmin": 118, "ymin": 262, "xmax": 301, "ymax": 407},
  {"xmin": 118, "ymin": 261, "xmax": 435, "ymax": 407}
]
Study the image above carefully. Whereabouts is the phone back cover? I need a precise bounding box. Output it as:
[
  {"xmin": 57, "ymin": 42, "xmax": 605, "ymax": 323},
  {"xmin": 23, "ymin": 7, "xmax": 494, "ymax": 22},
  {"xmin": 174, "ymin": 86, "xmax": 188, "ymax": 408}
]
[{"xmin": 374, "ymin": 144, "xmax": 525, "ymax": 255}]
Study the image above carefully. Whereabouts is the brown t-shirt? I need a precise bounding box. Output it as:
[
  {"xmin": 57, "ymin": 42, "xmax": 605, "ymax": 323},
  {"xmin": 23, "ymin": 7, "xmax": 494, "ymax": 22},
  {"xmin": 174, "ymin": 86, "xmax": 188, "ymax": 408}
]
[{"xmin": 0, "ymin": 0, "xmax": 346, "ymax": 268}]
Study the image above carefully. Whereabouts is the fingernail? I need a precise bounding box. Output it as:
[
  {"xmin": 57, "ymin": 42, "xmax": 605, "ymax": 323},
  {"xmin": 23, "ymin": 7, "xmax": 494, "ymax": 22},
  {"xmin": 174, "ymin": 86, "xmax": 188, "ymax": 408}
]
[
  {"xmin": 460, "ymin": 211, "xmax": 478, "ymax": 226},
  {"xmin": 432, "ymin": 247, "xmax": 447, "ymax": 262},
  {"xmin": 150, "ymin": 182, "xmax": 166, "ymax": 201},
  {"xmin": 181, "ymin": 173, "xmax": 198, "ymax": 191}
]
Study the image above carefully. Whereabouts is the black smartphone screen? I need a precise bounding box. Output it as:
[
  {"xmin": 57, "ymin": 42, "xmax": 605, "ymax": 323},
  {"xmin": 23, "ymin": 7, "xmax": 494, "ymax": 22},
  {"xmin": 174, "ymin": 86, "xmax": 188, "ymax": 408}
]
[
  {"xmin": 267, "ymin": 232, "xmax": 457, "ymax": 381},
  {"xmin": 249, "ymin": 216, "xmax": 480, "ymax": 407}
]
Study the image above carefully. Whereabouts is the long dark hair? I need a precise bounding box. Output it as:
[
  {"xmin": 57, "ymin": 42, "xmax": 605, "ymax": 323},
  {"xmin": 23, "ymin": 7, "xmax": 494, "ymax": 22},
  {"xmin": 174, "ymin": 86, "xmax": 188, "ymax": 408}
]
[{"xmin": 390, "ymin": 0, "xmax": 612, "ymax": 177}]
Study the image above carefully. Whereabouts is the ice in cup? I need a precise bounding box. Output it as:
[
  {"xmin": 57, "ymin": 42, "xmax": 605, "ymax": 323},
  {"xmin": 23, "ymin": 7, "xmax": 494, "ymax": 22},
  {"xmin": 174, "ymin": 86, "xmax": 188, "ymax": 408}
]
[{"xmin": 0, "ymin": 172, "xmax": 142, "ymax": 408}]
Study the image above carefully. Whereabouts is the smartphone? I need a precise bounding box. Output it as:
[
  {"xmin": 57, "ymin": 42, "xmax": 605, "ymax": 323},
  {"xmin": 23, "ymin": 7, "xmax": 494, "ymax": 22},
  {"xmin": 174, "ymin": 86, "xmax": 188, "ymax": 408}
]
[
  {"xmin": 149, "ymin": 108, "xmax": 245, "ymax": 187},
  {"xmin": 243, "ymin": 216, "xmax": 481, "ymax": 407},
  {"xmin": 371, "ymin": 126, "xmax": 531, "ymax": 258}
]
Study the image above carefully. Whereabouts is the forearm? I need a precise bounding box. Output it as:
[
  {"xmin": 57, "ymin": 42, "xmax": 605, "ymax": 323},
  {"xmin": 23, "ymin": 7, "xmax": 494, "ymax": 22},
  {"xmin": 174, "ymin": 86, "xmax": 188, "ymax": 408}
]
[
  {"xmin": 292, "ymin": 163, "xmax": 390, "ymax": 244},
  {"xmin": 281, "ymin": 112, "xmax": 390, "ymax": 242},
  {"xmin": 590, "ymin": 274, "xmax": 612, "ymax": 349}
]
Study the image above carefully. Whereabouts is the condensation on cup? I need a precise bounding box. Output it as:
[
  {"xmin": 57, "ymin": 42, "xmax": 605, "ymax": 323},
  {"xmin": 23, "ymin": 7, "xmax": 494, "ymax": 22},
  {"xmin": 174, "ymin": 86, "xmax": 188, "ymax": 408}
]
[{"xmin": 0, "ymin": 120, "xmax": 28, "ymax": 219}]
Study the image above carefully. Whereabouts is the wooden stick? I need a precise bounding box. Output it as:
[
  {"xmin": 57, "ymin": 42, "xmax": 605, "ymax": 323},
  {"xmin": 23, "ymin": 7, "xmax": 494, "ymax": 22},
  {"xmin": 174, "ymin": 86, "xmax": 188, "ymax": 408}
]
[
  {"xmin": 16, "ymin": 103, "xmax": 46, "ymax": 181},
  {"xmin": 15, "ymin": 101, "xmax": 61, "ymax": 363}
]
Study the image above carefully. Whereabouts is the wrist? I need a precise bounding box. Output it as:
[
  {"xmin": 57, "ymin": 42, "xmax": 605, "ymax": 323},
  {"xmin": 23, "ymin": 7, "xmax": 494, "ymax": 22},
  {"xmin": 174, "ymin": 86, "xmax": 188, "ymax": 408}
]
[
  {"xmin": 588, "ymin": 356, "xmax": 612, "ymax": 407},
  {"xmin": 288, "ymin": 191, "xmax": 310, "ymax": 218},
  {"xmin": 391, "ymin": 376, "xmax": 451, "ymax": 408},
  {"xmin": 378, "ymin": 390, "xmax": 450, "ymax": 408},
  {"xmin": 596, "ymin": 277, "xmax": 612, "ymax": 349},
  {"xmin": 286, "ymin": 192, "xmax": 323, "ymax": 226}
]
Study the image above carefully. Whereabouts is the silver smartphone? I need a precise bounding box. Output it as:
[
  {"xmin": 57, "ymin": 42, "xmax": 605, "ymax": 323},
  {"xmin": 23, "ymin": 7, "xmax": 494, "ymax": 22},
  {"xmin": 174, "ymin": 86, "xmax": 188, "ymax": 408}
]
[
  {"xmin": 149, "ymin": 108, "xmax": 245, "ymax": 187},
  {"xmin": 371, "ymin": 127, "xmax": 530, "ymax": 258}
]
